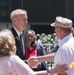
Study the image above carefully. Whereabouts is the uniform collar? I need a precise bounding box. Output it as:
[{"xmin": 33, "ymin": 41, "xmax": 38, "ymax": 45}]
[{"xmin": 59, "ymin": 33, "xmax": 73, "ymax": 47}]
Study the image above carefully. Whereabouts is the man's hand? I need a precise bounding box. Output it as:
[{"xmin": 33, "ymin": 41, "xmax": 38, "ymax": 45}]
[
  {"xmin": 27, "ymin": 56, "xmax": 39, "ymax": 67},
  {"xmin": 51, "ymin": 64, "xmax": 68, "ymax": 75}
]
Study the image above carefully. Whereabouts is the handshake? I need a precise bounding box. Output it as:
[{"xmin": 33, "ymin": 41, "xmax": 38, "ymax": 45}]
[
  {"xmin": 27, "ymin": 56, "xmax": 40, "ymax": 67},
  {"xmin": 27, "ymin": 56, "xmax": 69, "ymax": 75}
]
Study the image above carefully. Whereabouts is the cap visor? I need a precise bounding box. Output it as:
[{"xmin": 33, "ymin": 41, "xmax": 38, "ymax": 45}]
[{"xmin": 51, "ymin": 22, "xmax": 55, "ymax": 27}]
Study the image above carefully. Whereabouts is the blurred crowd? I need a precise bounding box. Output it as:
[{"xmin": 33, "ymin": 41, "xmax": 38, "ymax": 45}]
[{"xmin": 36, "ymin": 33, "xmax": 60, "ymax": 54}]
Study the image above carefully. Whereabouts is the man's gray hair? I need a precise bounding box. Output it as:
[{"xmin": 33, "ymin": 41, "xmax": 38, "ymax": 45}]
[{"xmin": 10, "ymin": 9, "xmax": 27, "ymax": 20}]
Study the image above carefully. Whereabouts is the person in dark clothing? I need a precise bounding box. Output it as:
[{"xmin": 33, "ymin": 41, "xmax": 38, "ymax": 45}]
[
  {"xmin": 10, "ymin": 9, "xmax": 28, "ymax": 60},
  {"xmin": 36, "ymin": 40, "xmax": 47, "ymax": 71}
]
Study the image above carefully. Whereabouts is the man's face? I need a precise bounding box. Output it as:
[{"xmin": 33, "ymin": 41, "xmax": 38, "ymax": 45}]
[
  {"xmin": 54, "ymin": 26, "xmax": 61, "ymax": 39},
  {"xmin": 13, "ymin": 14, "xmax": 28, "ymax": 32}
]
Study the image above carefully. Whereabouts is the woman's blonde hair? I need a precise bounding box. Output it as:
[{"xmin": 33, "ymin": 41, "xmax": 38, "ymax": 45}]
[{"xmin": 0, "ymin": 29, "xmax": 16, "ymax": 57}]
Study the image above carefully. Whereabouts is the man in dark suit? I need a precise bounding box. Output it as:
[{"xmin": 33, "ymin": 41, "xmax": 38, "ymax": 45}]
[{"xmin": 10, "ymin": 9, "xmax": 28, "ymax": 60}]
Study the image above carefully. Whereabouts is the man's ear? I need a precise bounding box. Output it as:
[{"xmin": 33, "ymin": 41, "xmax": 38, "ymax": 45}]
[
  {"xmin": 13, "ymin": 18, "xmax": 17, "ymax": 22},
  {"xmin": 59, "ymin": 27, "xmax": 63, "ymax": 33}
]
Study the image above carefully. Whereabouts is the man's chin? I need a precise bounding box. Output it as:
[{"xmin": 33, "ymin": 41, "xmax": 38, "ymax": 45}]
[{"xmin": 23, "ymin": 28, "xmax": 26, "ymax": 30}]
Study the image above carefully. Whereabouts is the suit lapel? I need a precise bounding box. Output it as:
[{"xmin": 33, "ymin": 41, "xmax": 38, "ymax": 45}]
[
  {"xmin": 11, "ymin": 27, "xmax": 23, "ymax": 56},
  {"xmin": 22, "ymin": 33, "xmax": 27, "ymax": 59}
]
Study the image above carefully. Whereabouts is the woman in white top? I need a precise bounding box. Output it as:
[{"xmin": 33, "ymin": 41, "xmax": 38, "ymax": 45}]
[{"xmin": 0, "ymin": 29, "xmax": 68, "ymax": 75}]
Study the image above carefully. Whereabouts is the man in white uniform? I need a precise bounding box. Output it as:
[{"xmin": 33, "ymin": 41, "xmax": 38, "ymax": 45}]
[
  {"xmin": 51, "ymin": 16, "xmax": 74, "ymax": 75},
  {"xmin": 28, "ymin": 16, "xmax": 74, "ymax": 75}
]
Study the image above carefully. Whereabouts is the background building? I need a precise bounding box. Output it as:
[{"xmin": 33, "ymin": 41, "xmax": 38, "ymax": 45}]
[{"xmin": 0, "ymin": 0, "xmax": 74, "ymax": 34}]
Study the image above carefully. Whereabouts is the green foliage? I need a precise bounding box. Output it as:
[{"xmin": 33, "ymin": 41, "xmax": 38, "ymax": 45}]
[
  {"xmin": 0, "ymin": 10, "xmax": 8, "ymax": 17},
  {"xmin": 0, "ymin": 0, "xmax": 8, "ymax": 20}
]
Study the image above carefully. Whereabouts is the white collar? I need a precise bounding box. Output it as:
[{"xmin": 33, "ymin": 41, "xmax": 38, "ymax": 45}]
[
  {"xmin": 59, "ymin": 33, "xmax": 73, "ymax": 47},
  {"xmin": 13, "ymin": 26, "xmax": 22, "ymax": 37}
]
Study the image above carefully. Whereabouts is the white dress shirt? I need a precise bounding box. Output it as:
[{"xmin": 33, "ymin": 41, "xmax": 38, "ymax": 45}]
[
  {"xmin": 0, "ymin": 55, "xmax": 36, "ymax": 75},
  {"xmin": 13, "ymin": 26, "xmax": 25, "ymax": 55},
  {"xmin": 54, "ymin": 34, "xmax": 74, "ymax": 75}
]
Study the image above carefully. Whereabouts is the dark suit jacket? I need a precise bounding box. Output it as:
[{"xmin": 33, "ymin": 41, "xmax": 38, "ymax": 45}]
[
  {"xmin": 11, "ymin": 27, "xmax": 27, "ymax": 60},
  {"xmin": 36, "ymin": 41, "xmax": 47, "ymax": 70}
]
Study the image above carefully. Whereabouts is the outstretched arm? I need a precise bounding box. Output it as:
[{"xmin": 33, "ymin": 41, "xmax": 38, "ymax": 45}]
[
  {"xmin": 27, "ymin": 53, "xmax": 55, "ymax": 67},
  {"xmin": 38, "ymin": 53, "xmax": 55, "ymax": 62},
  {"xmin": 35, "ymin": 64, "xmax": 68, "ymax": 75}
]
